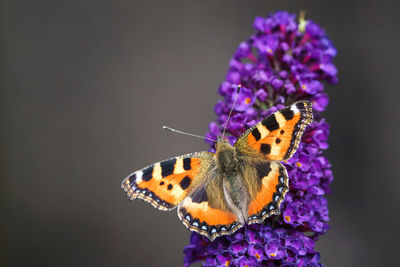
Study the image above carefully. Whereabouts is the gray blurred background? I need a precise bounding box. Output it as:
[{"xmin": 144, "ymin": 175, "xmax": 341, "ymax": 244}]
[{"xmin": 1, "ymin": 0, "xmax": 399, "ymax": 266}]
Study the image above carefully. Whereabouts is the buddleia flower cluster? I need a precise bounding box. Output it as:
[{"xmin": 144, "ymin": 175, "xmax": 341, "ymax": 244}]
[{"xmin": 183, "ymin": 11, "xmax": 337, "ymax": 267}]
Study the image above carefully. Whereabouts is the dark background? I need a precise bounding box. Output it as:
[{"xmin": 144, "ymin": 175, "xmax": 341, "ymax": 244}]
[{"xmin": 1, "ymin": 1, "xmax": 399, "ymax": 266}]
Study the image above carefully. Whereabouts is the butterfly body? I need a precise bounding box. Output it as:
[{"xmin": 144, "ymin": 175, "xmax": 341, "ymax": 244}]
[
  {"xmin": 215, "ymin": 140, "xmax": 250, "ymax": 224},
  {"xmin": 122, "ymin": 101, "xmax": 313, "ymax": 240}
]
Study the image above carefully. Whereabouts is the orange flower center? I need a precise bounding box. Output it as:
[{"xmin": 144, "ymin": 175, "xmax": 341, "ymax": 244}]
[
  {"xmin": 225, "ymin": 260, "xmax": 230, "ymax": 266},
  {"xmin": 245, "ymin": 97, "xmax": 251, "ymax": 104},
  {"xmin": 270, "ymin": 253, "xmax": 276, "ymax": 257},
  {"xmin": 285, "ymin": 215, "xmax": 291, "ymax": 222},
  {"xmin": 296, "ymin": 162, "xmax": 302, "ymax": 167},
  {"xmin": 255, "ymin": 253, "xmax": 260, "ymax": 259}
]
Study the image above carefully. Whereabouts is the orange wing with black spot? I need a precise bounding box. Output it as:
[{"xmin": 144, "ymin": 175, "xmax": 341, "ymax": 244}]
[
  {"xmin": 246, "ymin": 161, "xmax": 289, "ymax": 224},
  {"xmin": 234, "ymin": 100, "xmax": 313, "ymax": 161},
  {"xmin": 121, "ymin": 152, "xmax": 213, "ymax": 211}
]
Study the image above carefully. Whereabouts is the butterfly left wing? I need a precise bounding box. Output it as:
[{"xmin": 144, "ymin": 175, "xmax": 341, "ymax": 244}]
[
  {"xmin": 234, "ymin": 100, "xmax": 313, "ymax": 161},
  {"xmin": 178, "ymin": 181, "xmax": 242, "ymax": 241},
  {"xmin": 121, "ymin": 151, "xmax": 214, "ymax": 211}
]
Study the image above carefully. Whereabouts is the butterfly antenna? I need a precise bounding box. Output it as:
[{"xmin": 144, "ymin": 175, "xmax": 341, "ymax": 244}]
[
  {"xmin": 222, "ymin": 84, "xmax": 241, "ymax": 138},
  {"xmin": 163, "ymin": 126, "xmax": 217, "ymax": 143}
]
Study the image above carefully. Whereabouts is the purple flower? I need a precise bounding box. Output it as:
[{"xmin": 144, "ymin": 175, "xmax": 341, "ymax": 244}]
[
  {"xmin": 183, "ymin": 233, "xmax": 209, "ymax": 267},
  {"xmin": 229, "ymin": 240, "xmax": 248, "ymax": 257},
  {"xmin": 184, "ymin": 225, "xmax": 324, "ymax": 266},
  {"xmin": 312, "ymin": 93, "xmax": 329, "ymax": 112},
  {"xmin": 184, "ymin": 11, "xmax": 337, "ymax": 266},
  {"xmin": 299, "ymin": 80, "xmax": 323, "ymax": 94},
  {"xmin": 233, "ymin": 255, "xmax": 258, "ymax": 267},
  {"xmin": 233, "ymin": 87, "xmax": 255, "ymax": 112},
  {"xmin": 265, "ymin": 239, "xmax": 285, "ymax": 260},
  {"xmin": 255, "ymin": 88, "xmax": 268, "ymax": 101},
  {"xmin": 248, "ymin": 245, "xmax": 267, "ymax": 262}
]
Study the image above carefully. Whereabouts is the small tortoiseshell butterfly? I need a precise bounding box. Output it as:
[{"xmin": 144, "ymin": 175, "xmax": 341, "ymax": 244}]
[{"xmin": 122, "ymin": 100, "xmax": 313, "ymax": 241}]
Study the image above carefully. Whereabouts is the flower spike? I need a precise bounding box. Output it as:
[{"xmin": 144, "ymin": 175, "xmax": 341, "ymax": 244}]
[{"xmin": 184, "ymin": 11, "xmax": 337, "ymax": 266}]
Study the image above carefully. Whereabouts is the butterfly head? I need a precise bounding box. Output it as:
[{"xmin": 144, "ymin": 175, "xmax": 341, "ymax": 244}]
[
  {"xmin": 217, "ymin": 135, "xmax": 230, "ymax": 143},
  {"xmin": 215, "ymin": 137, "xmax": 233, "ymax": 149}
]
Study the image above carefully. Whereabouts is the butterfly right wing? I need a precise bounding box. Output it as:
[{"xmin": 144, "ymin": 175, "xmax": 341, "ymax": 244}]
[
  {"xmin": 121, "ymin": 151, "xmax": 214, "ymax": 211},
  {"xmin": 242, "ymin": 160, "xmax": 289, "ymax": 224},
  {"xmin": 234, "ymin": 100, "xmax": 313, "ymax": 161}
]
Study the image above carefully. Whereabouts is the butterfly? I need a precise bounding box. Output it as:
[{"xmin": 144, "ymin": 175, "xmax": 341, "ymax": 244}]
[{"xmin": 122, "ymin": 100, "xmax": 313, "ymax": 241}]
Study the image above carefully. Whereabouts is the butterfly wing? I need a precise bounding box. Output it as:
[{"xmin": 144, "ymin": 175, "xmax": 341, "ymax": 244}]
[
  {"xmin": 178, "ymin": 180, "xmax": 241, "ymax": 241},
  {"xmin": 121, "ymin": 151, "xmax": 214, "ymax": 211},
  {"xmin": 241, "ymin": 160, "xmax": 289, "ymax": 224},
  {"xmin": 177, "ymin": 159, "xmax": 290, "ymax": 240},
  {"xmin": 234, "ymin": 100, "xmax": 313, "ymax": 161}
]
